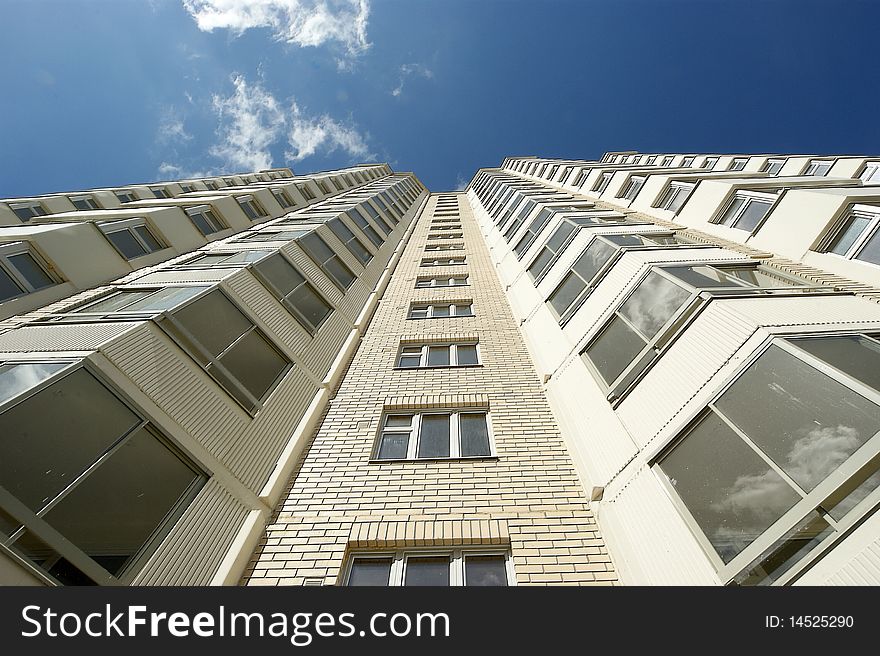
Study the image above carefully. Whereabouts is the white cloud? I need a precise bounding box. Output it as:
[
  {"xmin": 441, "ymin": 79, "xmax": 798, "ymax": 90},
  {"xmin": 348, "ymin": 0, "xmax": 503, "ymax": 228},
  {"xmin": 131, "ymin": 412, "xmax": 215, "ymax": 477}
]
[
  {"xmin": 455, "ymin": 173, "xmax": 468, "ymax": 191},
  {"xmin": 286, "ymin": 101, "xmax": 373, "ymax": 162},
  {"xmin": 391, "ymin": 62, "xmax": 433, "ymax": 97},
  {"xmin": 157, "ymin": 107, "xmax": 194, "ymax": 145},
  {"xmin": 181, "ymin": 0, "xmax": 371, "ymax": 57},
  {"xmin": 209, "ymin": 74, "xmax": 286, "ymax": 171}
]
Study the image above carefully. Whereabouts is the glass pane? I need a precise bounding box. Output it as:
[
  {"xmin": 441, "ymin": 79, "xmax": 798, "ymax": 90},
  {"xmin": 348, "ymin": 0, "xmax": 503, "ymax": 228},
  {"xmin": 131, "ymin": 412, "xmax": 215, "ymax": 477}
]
[
  {"xmin": 528, "ymin": 248, "xmax": 555, "ymax": 279},
  {"xmin": 456, "ymin": 344, "xmax": 478, "ymax": 366},
  {"xmin": 8, "ymin": 253, "xmax": 53, "ymax": 289},
  {"xmin": 658, "ymin": 411, "xmax": 800, "ymax": 563},
  {"xmin": 173, "ymin": 291, "xmax": 251, "ymax": 356},
  {"xmin": 404, "ymin": 556, "xmax": 450, "ymax": 586},
  {"xmin": 828, "ymin": 216, "xmax": 868, "ymax": 255},
  {"xmin": 856, "ymin": 227, "xmax": 880, "ymax": 265},
  {"xmin": 733, "ymin": 200, "xmax": 772, "ymax": 232},
  {"xmin": 43, "ymin": 427, "xmax": 202, "ymax": 577},
  {"xmin": 256, "ymin": 254, "xmax": 305, "ymax": 296},
  {"xmin": 324, "ymin": 257, "xmax": 356, "ymax": 289},
  {"xmin": 618, "ymin": 271, "xmax": 690, "ymax": 340},
  {"xmin": 126, "ymin": 286, "xmax": 206, "ymax": 313},
  {"xmin": 106, "ymin": 230, "xmax": 148, "ymax": 259},
  {"xmin": 460, "ymin": 413, "xmax": 490, "ymax": 457},
  {"xmin": 719, "ymin": 196, "xmax": 745, "ymax": 226},
  {"xmin": 427, "ymin": 346, "xmax": 450, "ymax": 367},
  {"xmin": 584, "ymin": 316, "xmax": 647, "ymax": 385},
  {"xmin": 794, "ymin": 335, "xmax": 880, "ymax": 392},
  {"xmin": 716, "ymin": 345, "xmax": 880, "ymax": 492},
  {"xmin": 217, "ymin": 330, "xmax": 288, "ymax": 402},
  {"xmin": 398, "ymin": 355, "xmax": 421, "ymax": 368},
  {"xmin": 733, "ymin": 512, "xmax": 833, "ymax": 586},
  {"xmin": 76, "ymin": 290, "xmax": 152, "ymax": 313},
  {"xmin": 0, "ymin": 368, "xmax": 141, "ymax": 512},
  {"xmin": 826, "ymin": 465, "xmax": 880, "ymax": 521},
  {"xmin": 188, "ymin": 254, "xmax": 234, "ymax": 267},
  {"xmin": 548, "ymin": 272, "xmax": 586, "ymax": 317},
  {"xmin": 668, "ymin": 188, "xmax": 691, "ymax": 213},
  {"xmin": 12, "ymin": 532, "xmax": 97, "ymax": 585},
  {"xmin": 418, "ymin": 415, "xmax": 450, "ymax": 458},
  {"xmin": 377, "ymin": 433, "xmax": 409, "ymax": 459},
  {"xmin": 432, "ymin": 305, "xmax": 450, "ymax": 317},
  {"xmin": 385, "ymin": 415, "xmax": 412, "ymax": 428},
  {"xmin": 188, "ymin": 212, "xmax": 214, "ymax": 235},
  {"xmin": 0, "ymin": 266, "xmax": 23, "ymax": 301},
  {"xmin": 0, "ymin": 362, "xmax": 69, "ymax": 405},
  {"xmin": 454, "ymin": 304, "xmax": 473, "ymax": 316},
  {"xmin": 572, "ymin": 239, "xmax": 616, "ymax": 283},
  {"xmin": 134, "ymin": 226, "xmax": 163, "ymax": 252},
  {"xmin": 465, "ymin": 555, "xmax": 508, "ymax": 586},
  {"xmin": 0, "ymin": 506, "xmax": 20, "ymax": 536},
  {"xmin": 665, "ymin": 265, "xmax": 746, "ymax": 289},
  {"xmin": 348, "ymin": 558, "xmax": 393, "ymax": 586},
  {"xmin": 287, "ymin": 284, "xmax": 332, "ymax": 331}
]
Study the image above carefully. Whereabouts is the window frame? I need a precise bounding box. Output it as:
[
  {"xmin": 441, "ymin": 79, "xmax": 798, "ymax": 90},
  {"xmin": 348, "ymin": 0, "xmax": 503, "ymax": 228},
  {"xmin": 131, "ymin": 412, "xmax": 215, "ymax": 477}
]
[
  {"xmin": 654, "ymin": 182, "xmax": 696, "ymax": 214},
  {"xmin": 0, "ymin": 359, "xmax": 208, "ymax": 586},
  {"xmin": 69, "ymin": 195, "xmax": 101, "ymax": 211},
  {"xmin": 235, "ymin": 195, "xmax": 268, "ymax": 221},
  {"xmin": 762, "ymin": 159, "xmax": 785, "ymax": 176},
  {"xmin": 803, "ymin": 159, "xmax": 833, "ymax": 177},
  {"xmin": 713, "ymin": 190, "xmax": 778, "ymax": 232},
  {"xmin": 728, "ymin": 158, "xmax": 748, "ymax": 172},
  {"xmin": 415, "ymin": 275, "xmax": 469, "ymax": 288},
  {"xmin": 372, "ymin": 409, "xmax": 495, "ymax": 462},
  {"xmin": 619, "ymin": 176, "xmax": 646, "ymax": 201},
  {"xmin": 395, "ymin": 342, "xmax": 481, "ymax": 369},
  {"xmin": 819, "ymin": 204, "xmax": 880, "ymax": 266},
  {"xmin": 650, "ymin": 333, "xmax": 880, "ymax": 585},
  {"xmin": 0, "ymin": 241, "xmax": 60, "ymax": 301},
  {"xmin": 343, "ymin": 547, "xmax": 513, "ymax": 586},
  {"xmin": 250, "ymin": 252, "xmax": 335, "ymax": 335},
  {"xmin": 8, "ymin": 201, "xmax": 47, "ymax": 222},
  {"xmin": 859, "ymin": 161, "xmax": 880, "ymax": 184},
  {"xmin": 420, "ymin": 256, "xmax": 466, "ymax": 267},
  {"xmin": 98, "ymin": 218, "xmax": 167, "ymax": 260},
  {"xmin": 408, "ymin": 301, "xmax": 474, "ymax": 319},
  {"xmin": 184, "ymin": 205, "xmax": 227, "ymax": 236}
]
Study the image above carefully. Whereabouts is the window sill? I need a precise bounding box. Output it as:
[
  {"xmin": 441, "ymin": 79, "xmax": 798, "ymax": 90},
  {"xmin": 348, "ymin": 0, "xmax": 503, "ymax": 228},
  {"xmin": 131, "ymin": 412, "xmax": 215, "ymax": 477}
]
[
  {"xmin": 393, "ymin": 364, "xmax": 482, "ymax": 371},
  {"xmin": 368, "ymin": 455, "xmax": 499, "ymax": 464}
]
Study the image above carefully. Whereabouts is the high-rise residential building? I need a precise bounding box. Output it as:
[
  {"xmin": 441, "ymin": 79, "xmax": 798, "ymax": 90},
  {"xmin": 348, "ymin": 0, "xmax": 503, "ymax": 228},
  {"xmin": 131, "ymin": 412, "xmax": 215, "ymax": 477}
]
[{"xmin": 2, "ymin": 151, "xmax": 880, "ymax": 587}]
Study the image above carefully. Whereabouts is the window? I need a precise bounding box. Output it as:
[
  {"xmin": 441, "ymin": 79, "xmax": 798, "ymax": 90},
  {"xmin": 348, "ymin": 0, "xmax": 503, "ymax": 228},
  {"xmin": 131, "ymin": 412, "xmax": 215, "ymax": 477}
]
[
  {"xmin": 361, "ymin": 202, "xmax": 393, "ymax": 234},
  {"xmin": 703, "ymin": 157, "xmax": 718, "ymax": 169},
  {"xmin": 150, "ymin": 187, "xmax": 170, "ymax": 199},
  {"xmin": 179, "ymin": 251, "xmax": 272, "ymax": 268},
  {"xmin": 236, "ymin": 196, "xmax": 268, "ymax": 221},
  {"xmin": 346, "ymin": 209, "xmax": 384, "ymax": 248},
  {"xmin": 582, "ymin": 264, "xmax": 807, "ymax": 401},
  {"xmin": 115, "ymin": 191, "xmax": 136, "ymax": 204},
  {"xmin": 299, "ymin": 232, "xmax": 357, "ymax": 290},
  {"xmin": 431, "ymin": 224, "xmax": 462, "ymax": 231},
  {"xmin": 804, "ymin": 159, "xmax": 832, "ymax": 177},
  {"xmin": 421, "ymin": 256, "xmax": 466, "ymax": 267},
  {"xmin": 374, "ymin": 410, "xmax": 492, "ymax": 460},
  {"xmin": 298, "ymin": 184, "xmax": 316, "ymax": 201},
  {"xmin": 316, "ymin": 180, "xmax": 331, "ymax": 195},
  {"xmin": 8, "ymin": 201, "xmax": 47, "ymax": 222},
  {"xmin": 655, "ymin": 334, "xmax": 880, "ymax": 585},
  {"xmin": 822, "ymin": 204, "xmax": 880, "ymax": 266},
  {"xmin": 681, "ymin": 156, "xmax": 695, "ymax": 167},
  {"xmin": 715, "ymin": 191, "xmax": 776, "ymax": 232},
  {"xmin": 327, "ymin": 218, "xmax": 372, "ymax": 265},
  {"xmin": 408, "ymin": 302, "xmax": 473, "ymax": 319},
  {"xmin": 428, "ymin": 232, "xmax": 463, "ymax": 240},
  {"xmin": 514, "ymin": 208, "xmax": 553, "ymax": 258},
  {"xmin": 235, "ymin": 229, "xmax": 310, "ymax": 243},
  {"xmin": 729, "ymin": 158, "xmax": 748, "ymax": 172},
  {"xmin": 272, "ymin": 189, "xmax": 295, "ymax": 209},
  {"xmin": 73, "ymin": 286, "xmax": 209, "ymax": 317},
  {"xmin": 859, "ymin": 162, "xmax": 880, "ymax": 184},
  {"xmin": 158, "ymin": 290, "xmax": 291, "ymax": 412},
  {"xmin": 252, "ymin": 253, "xmax": 333, "ymax": 333},
  {"xmin": 620, "ymin": 176, "xmax": 645, "ymax": 201},
  {"xmin": 204, "ymin": 181, "xmax": 219, "ymax": 191},
  {"xmin": 655, "ymin": 183, "xmax": 696, "ymax": 214},
  {"xmin": 0, "ymin": 243, "xmax": 57, "ymax": 302},
  {"xmin": 546, "ymin": 237, "xmax": 618, "ymax": 321},
  {"xmin": 396, "ymin": 342, "xmax": 479, "ymax": 368},
  {"xmin": 0, "ymin": 362, "xmax": 206, "ymax": 585},
  {"xmin": 346, "ymin": 549, "xmax": 511, "ymax": 586},
  {"xmin": 425, "ymin": 243, "xmax": 463, "ymax": 252},
  {"xmin": 646, "ymin": 156, "xmax": 657, "ymax": 165},
  {"xmin": 592, "ymin": 172, "xmax": 614, "ymax": 194},
  {"xmin": 415, "ymin": 275, "xmax": 468, "ymax": 288},
  {"xmin": 573, "ymin": 170, "xmax": 589, "ymax": 187},
  {"xmin": 762, "ymin": 159, "xmax": 785, "ymax": 176},
  {"xmin": 69, "ymin": 195, "xmax": 100, "ymax": 211},
  {"xmin": 527, "ymin": 222, "xmax": 577, "ymax": 282},
  {"xmin": 100, "ymin": 221, "xmax": 164, "ymax": 260},
  {"xmin": 179, "ymin": 184, "xmax": 196, "ymax": 193},
  {"xmin": 185, "ymin": 205, "xmax": 226, "ymax": 236},
  {"xmin": 661, "ymin": 156, "xmax": 674, "ymax": 166}
]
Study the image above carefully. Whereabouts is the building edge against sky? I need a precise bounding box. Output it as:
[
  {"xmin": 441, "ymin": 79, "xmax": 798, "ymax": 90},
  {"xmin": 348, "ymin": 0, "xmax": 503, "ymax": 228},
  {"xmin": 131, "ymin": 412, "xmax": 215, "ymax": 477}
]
[{"xmin": 2, "ymin": 151, "xmax": 880, "ymax": 585}]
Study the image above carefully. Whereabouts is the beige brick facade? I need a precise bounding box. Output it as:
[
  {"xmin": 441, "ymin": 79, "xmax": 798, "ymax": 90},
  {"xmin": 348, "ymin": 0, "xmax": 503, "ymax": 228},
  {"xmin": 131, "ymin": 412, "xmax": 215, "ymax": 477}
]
[{"xmin": 245, "ymin": 193, "xmax": 617, "ymax": 586}]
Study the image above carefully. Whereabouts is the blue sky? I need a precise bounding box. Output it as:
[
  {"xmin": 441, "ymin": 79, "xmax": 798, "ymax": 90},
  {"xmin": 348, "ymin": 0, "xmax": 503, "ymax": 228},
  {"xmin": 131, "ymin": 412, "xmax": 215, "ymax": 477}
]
[{"xmin": 2, "ymin": 0, "xmax": 879, "ymax": 197}]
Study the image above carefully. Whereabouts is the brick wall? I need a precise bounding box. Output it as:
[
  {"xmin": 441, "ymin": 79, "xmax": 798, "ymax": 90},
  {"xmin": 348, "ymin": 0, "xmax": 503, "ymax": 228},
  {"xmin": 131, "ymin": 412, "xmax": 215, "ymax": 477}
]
[{"xmin": 244, "ymin": 193, "xmax": 617, "ymax": 586}]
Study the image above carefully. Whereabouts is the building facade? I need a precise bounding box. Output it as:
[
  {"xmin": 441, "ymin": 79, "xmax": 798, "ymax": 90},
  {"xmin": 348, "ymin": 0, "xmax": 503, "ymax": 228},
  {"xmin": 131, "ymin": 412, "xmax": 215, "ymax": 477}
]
[{"xmin": 2, "ymin": 151, "xmax": 880, "ymax": 586}]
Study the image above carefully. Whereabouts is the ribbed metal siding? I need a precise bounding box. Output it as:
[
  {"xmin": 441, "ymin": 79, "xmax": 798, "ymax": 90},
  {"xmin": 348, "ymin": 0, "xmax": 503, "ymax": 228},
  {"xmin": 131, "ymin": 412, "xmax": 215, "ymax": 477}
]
[
  {"xmin": 725, "ymin": 294, "xmax": 880, "ymax": 328},
  {"xmin": 0, "ymin": 322, "xmax": 137, "ymax": 353},
  {"xmin": 132, "ymin": 479, "xmax": 249, "ymax": 585},
  {"xmin": 546, "ymin": 360, "xmax": 639, "ymax": 488},
  {"xmin": 125, "ymin": 269, "xmax": 233, "ymax": 285},
  {"xmin": 602, "ymin": 465, "xmax": 718, "ymax": 585},
  {"xmin": 101, "ymin": 323, "xmax": 319, "ymax": 491}
]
